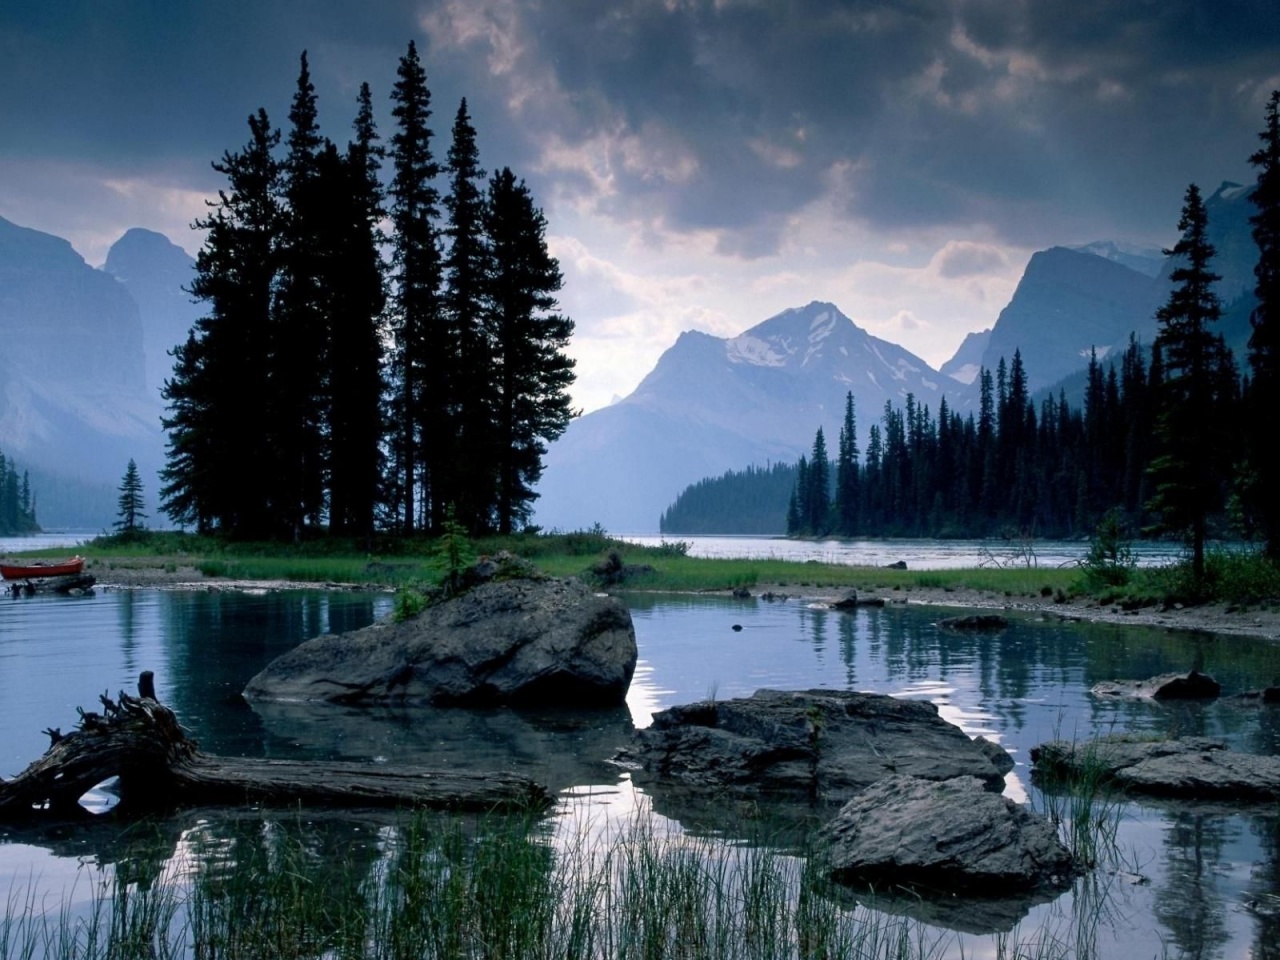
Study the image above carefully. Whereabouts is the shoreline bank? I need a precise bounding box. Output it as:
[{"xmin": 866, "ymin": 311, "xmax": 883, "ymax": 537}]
[{"xmin": 83, "ymin": 557, "xmax": 1280, "ymax": 643}]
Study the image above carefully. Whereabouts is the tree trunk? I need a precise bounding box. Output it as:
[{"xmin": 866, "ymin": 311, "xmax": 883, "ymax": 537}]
[{"xmin": 0, "ymin": 676, "xmax": 551, "ymax": 822}]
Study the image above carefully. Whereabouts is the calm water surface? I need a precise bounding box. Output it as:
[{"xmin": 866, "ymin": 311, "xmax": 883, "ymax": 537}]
[
  {"xmin": 624, "ymin": 534, "xmax": 1194, "ymax": 569},
  {"xmin": 1, "ymin": 586, "xmax": 1278, "ymax": 958}
]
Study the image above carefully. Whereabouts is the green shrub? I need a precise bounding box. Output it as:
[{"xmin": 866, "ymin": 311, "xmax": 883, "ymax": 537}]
[
  {"xmin": 393, "ymin": 587, "xmax": 431, "ymax": 622},
  {"xmin": 1079, "ymin": 509, "xmax": 1136, "ymax": 590}
]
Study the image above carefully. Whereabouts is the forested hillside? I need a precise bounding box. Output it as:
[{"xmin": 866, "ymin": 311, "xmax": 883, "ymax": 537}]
[
  {"xmin": 659, "ymin": 463, "xmax": 797, "ymax": 535},
  {"xmin": 0, "ymin": 448, "xmax": 39, "ymax": 535}
]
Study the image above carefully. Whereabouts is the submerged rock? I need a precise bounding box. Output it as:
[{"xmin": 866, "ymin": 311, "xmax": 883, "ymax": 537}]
[
  {"xmin": 819, "ymin": 775, "xmax": 1075, "ymax": 901},
  {"xmin": 1090, "ymin": 670, "xmax": 1221, "ymax": 700},
  {"xmin": 1031, "ymin": 734, "xmax": 1280, "ymax": 802},
  {"xmin": 244, "ymin": 577, "xmax": 637, "ymax": 707},
  {"xmin": 623, "ymin": 688, "xmax": 1012, "ymax": 802},
  {"xmin": 938, "ymin": 614, "xmax": 1008, "ymax": 631}
]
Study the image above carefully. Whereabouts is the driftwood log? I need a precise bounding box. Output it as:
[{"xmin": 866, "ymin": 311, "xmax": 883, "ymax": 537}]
[
  {"xmin": 7, "ymin": 573, "xmax": 96, "ymax": 596},
  {"xmin": 0, "ymin": 672, "xmax": 552, "ymax": 821}
]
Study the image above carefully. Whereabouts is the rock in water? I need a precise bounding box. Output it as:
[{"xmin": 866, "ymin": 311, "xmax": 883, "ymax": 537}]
[
  {"xmin": 1032, "ymin": 734, "xmax": 1280, "ymax": 802},
  {"xmin": 244, "ymin": 578, "xmax": 637, "ymax": 707},
  {"xmin": 820, "ymin": 775, "xmax": 1075, "ymax": 893},
  {"xmin": 1090, "ymin": 670, "xmax": 1221, "ymax": 700},
  {"xmin": 624, "ymin": 689, "xmax": 1013, "ymax": 801}
]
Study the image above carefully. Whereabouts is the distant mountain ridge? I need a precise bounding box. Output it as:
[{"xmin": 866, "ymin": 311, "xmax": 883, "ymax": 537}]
[
  {"xmin": 534, "ymin": 301, "xmax": 969, "ymax": 533},
  {"xmin": 974, "ymin": 182, "xmax": 1260, "ymax": 394},
  {"xmin": 103, "ymin": 228, "xmax": 200, "ymax": 399},
  {"xmin": 0, "ymin": 216, "xmax": 182, "ymax": 525},
  {"xmin": 939, "ymin": 328, "xmax": 990, "ymax": 385}
]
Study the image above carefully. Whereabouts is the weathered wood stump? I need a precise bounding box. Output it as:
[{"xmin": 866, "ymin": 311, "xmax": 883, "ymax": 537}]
[{"xmin": 0, "ymin": 673, "xmax": 552, "ymax": 821}]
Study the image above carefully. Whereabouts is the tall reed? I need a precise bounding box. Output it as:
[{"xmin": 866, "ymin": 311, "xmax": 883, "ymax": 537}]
[{"xmin": 0, "ymin": 808, "xmax": 1111, "ymax": 959}]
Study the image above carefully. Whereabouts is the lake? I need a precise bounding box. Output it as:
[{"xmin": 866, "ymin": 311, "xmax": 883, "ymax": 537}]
[
  {"xmin": 622, "ymin": 534, "xmax": 1192, "ymax": 569},
  {"xmin": 1, "ymin": 586, "xmax": 1279, "ymax": 958}
]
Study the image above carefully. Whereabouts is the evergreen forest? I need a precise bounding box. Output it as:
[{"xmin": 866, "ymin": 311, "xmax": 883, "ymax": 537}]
[
  {"xmin": 161, "ymin": 45, "xmax": 575, "ymax": 541},
  {"xmin": 664, "ymin": 91, "xmax": 1280, "ymax": 564},
  {"xmin": 660, "ymin": 462, "xmax": 799, "ymax": 535},
  {"xmin": 0, "ymin": 448, "xmax": 38, "ymax": 536}
]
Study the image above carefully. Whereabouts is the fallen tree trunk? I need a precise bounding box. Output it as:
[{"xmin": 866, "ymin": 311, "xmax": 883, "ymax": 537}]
[{"xmin": 0, "ymin": 673, "xmax": 553, "ymax": 821}]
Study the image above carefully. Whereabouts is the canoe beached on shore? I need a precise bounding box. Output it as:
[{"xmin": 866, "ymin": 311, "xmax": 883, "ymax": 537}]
[{"xmin": 0, "ymin": 556, "xmax": 85, "ymax": 580}]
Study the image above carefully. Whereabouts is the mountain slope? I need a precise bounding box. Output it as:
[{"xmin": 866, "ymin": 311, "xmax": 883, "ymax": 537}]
[
  {"xmin": 940, "ymin": 328, "xmax": 991, "ymax": 385},
  {"xmin": 979, "ymin": 247, "xmax": 1160, "ymax": 392},
  {"xmin": 104, "ymin": 228, "xmax": 201, "ymax": 398},
  {"xmin": 0, "ymin": 217, "xmax": 164, "ymax": 524},
  {"xmin": 534, "ymin": 302, "xmax": 968, "ymax": 533}
]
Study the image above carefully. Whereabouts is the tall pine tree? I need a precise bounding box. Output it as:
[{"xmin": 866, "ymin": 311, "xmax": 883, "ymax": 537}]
[
  {"xmin": 1147, "ymin": 184, "xmax": 1234, "ymax": 578},
  {"xmin": 1248, "ymin": 90, "xmax": 1280, "ymax": 559},
  {"xmin": 272, "ymin": 51, "xmax": 330, "ymax": 538},
  {"xmin": 387, "ymin": 40, "xmax": 444, "ymax": 534},
  {"xmin": 443, "ymin": 99, "xmax": 493, "ymax": 533},
  {"xmin": 162, "ymin": 109, "xmax": 282, "ymax": 536},
  {"xmin": 483, "ymin": 168, "xmax": 576, "ymax": 533},
  {"xmin": 325, "ymin": 83, "xmax": 387, "ymax": 540},
  {"xmin": 835, "ymin": 392, "xmax": 859, "ymax": 534}
]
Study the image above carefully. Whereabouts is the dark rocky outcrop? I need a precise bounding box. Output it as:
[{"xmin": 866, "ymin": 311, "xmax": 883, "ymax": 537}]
[
  {"xmin": 1031, "ymin": 734, "xmax": 1280, "ymax": 802},
  {"xmin": 830, "ymin": 591, "xmax": 885, "ymax": 610},
  {"xmin": 622, "ymin": 689, "xmax": 1013, "ymax": 803},
  {"xmin": 1090, "ymin": 670, "xmax": 1221, "ymax": 700},
  {"xmin": 244, "ymin": 576, "xmax": 637, "ymax": 707},
  {"xmin": 821, "ymin": 774, "xmax": 1075, "ymax": 893}
]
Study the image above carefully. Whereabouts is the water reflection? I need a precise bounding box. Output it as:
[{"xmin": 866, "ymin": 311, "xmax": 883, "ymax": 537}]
[{"xmin": 2, "ymin": 589, "xmax": 1279, "ymax": 958}]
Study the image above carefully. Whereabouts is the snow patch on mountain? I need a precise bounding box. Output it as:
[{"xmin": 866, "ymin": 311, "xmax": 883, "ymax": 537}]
[{"xmin": 726, "ymin": 334, "xmax": 788, "ymax": 366}]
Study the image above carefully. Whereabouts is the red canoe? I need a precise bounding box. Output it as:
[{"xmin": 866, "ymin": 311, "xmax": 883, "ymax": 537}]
[{"xmin": 0, "ymin": 556, "xmax": 85, "ymax": 580}]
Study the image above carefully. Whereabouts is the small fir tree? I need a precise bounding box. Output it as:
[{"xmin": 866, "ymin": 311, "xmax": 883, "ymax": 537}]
[{"xmin": 115, "ymin": 459, "xmax": 147, "ymax": 536}]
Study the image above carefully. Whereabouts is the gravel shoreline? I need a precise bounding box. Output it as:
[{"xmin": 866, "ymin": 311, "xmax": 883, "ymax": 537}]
[
  {"xmin": 779, "ymin": 583, "xmax": 1280, "ymax": 642},
  {"xmin": 85, "ymin": 558, "xmax": 1280, "ymax": 642}
]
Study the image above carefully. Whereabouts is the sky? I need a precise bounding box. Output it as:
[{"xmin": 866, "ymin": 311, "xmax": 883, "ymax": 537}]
[{"xmin": 3, "ymin": 1, "xmax": 1279, "ymax": 414}]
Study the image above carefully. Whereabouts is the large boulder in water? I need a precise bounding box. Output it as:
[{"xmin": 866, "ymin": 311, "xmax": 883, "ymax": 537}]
[
  {"xmin": 819, "ymin": 775, "xmax": 1075, "ymax": 899},
  {"xmin": 1090, "ymin": 670, "xmax": 1220, "ymax": 700},
  {"xmin": 621, "ymin": 688, "xmax": 1013, "ymax": 802},
  {"xmin": 244, "ymin": 577, "xmax": 637, "ymax": 707}
]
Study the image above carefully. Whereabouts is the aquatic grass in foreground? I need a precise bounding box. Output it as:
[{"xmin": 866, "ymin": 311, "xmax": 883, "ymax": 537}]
[{"xmin": 0, "ymin": 810, "xmax": 1100, "ymax": 960}]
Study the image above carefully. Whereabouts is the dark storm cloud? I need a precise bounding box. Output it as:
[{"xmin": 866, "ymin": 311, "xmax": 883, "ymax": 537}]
[
  {"xmin": 480, "ymin": 0, "xmax": 1280, "ymax": 250},
  {"xmin": 0, "ymin": 1, "xmax": 431, "ymax": 185},
  {"xmin": 3, "ymin": 0, "xmax": 1278, "ymax": 256}
]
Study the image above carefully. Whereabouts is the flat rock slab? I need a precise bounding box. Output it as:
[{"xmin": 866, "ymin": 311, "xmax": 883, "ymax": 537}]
[
  {"xmin": 624, "ymin": 688, "xmax": 1013, "ymax": 802},
  {"xmin": 244, "ymin": 577, "xmax": 637, "ymax": 707},
  {"xmin": 819, "ymin": 775, "xmax": 1075, "ymax": 910},
  {"xmin": 1090, "ymin": 670, "xmax": 1220, "ymax": 700},
  {"xmin": 1031, "ymin": 735, "xmax": 1280, "ymax": 802}
]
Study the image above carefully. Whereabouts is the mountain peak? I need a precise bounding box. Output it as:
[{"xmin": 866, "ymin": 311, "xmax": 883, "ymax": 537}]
[
  {"xmin": 0, "ymin": 216, "xmax": 85, "ymax": 269},
  {"xmin": 1210, "ymin": 180, "xmax": 1249, "ymax": 203},
  {"xmin": 728, "ymin": 302, "xmax": 857, "ymax": 370}
]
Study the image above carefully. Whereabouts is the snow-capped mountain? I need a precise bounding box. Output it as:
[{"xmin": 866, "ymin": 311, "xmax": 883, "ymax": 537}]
[{"xmin": 534, "ymin": 302, "xmax": 969, "ymax": 533}]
